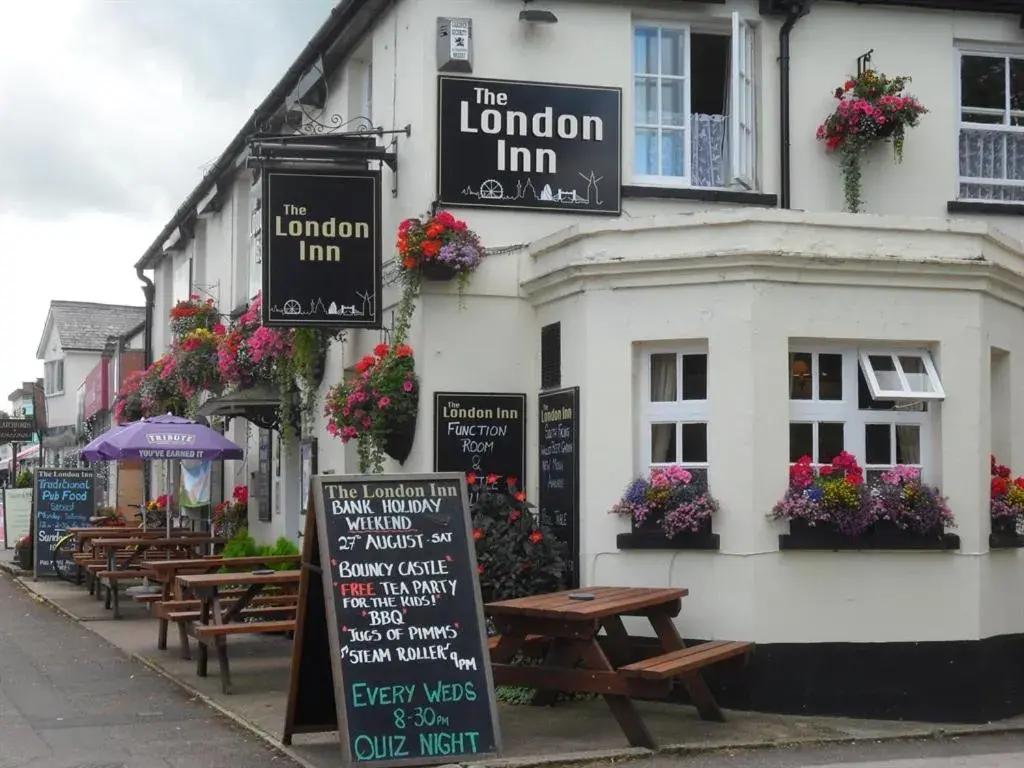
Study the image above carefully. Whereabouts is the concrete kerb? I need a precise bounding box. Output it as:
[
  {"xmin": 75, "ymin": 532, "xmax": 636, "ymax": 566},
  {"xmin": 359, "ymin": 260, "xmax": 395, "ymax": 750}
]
[{"xmin": 7, "ymin": 563, "xmax": 1024, "ymax": 768}]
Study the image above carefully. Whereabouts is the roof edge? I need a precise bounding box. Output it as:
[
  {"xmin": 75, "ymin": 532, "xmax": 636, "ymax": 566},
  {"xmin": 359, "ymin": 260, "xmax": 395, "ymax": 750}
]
[{"xmin": 134, "ymin": 0, "xmax": 390, "ymax": 272}]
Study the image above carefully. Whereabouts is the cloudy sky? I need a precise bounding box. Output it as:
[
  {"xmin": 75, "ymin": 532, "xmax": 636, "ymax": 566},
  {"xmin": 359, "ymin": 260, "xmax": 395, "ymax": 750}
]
[{"xmin": 0, "ymin": 0, "xmax": 335, "ymax": 393}]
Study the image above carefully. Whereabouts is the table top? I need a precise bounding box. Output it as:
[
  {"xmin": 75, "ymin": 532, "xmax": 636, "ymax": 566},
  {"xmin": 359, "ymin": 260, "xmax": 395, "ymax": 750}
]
[
  {"xmin": 148, "ymin": 555, "xmax": 301, "ymax": 577},
  {"xmin": 485, "ymin": 586, "xmax": 688, "ymax": 621},
  {"xmin": 177, "ymin": 569, "xmax": 302, "ymax": 589},
  {"xmin": 71, "ymin": 528, "xmax": 204, "ymax": 539},
  {"xmin": 92, "ymin": 536, "xmax": 225, "ymax": 548}
]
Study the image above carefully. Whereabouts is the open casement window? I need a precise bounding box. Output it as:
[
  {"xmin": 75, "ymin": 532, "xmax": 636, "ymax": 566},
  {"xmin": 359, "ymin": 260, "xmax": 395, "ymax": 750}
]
[
  {"xmin": 858, "ymin": 350, "xmax": 945, "ymax": 401},
  {"xmin": 729, "ymin": 12, "xmax": 756, "ymax": 189},
  {"xmin": 642, "ymin": 349, "xmax": 709, "ymax": 484},
  {"xmin": 633, "ymin": 13, "xmax": 757, "ymax": 190}
]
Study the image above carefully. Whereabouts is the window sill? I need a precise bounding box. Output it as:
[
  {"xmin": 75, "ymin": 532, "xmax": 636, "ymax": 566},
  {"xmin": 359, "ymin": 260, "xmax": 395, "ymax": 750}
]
[
  {"xmin": 45, "ymin": 392, "xmax": 64, "ymax": 399},
  {"xmin": 779, "ymin": 520, "xmax": 960, "ymax": 552},
  {"xmin": 623, "ymin": 185, "xmax": 777, "ymax": 207},
  {"xmin": 947, "ymin": 200, "xmax": 1024, "ymax": 216},
  {"xmin": 617, "ymin": 531, "xmax": 720, "ymax": 550},
  {"xmin": 990, "ymin": 532, "xmax": 1024, "ymax": 549}
]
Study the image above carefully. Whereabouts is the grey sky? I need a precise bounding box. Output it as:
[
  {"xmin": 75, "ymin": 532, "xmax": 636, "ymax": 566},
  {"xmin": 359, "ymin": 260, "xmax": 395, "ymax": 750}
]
[{"xmin": 0, "ymin": 0, "xmax": 334, "ymax": 385}]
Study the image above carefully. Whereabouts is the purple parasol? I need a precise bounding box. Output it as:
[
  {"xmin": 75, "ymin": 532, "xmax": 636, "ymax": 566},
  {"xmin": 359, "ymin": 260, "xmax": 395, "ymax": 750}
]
[{"xmin": 80, "ymin": 413, "xmax": 243, "ymax": 462}]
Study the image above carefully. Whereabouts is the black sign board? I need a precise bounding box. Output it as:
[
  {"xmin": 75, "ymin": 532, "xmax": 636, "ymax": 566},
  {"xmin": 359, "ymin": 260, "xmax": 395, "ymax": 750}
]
[
  {"xmin": 0, "ymin": 418, "xmax": 33, "ymax": 444},
  {"xmin": 538, "ymin": 388, "xmax": 580, "ymax": 588},
  {"xmin": 33, "ymin": 468, "xmax": 95, "ymax": 578},
  {"xmin": 283, "ymin": 473, "xmax": 501, "ymax": 767},
  {"xmin": 437, "ymin": 76, "xmax": 621, "ymax": 215},
  {"xmin": 433, "ymin": 393, "xmax": 526, "ymax": 488},
  {"xmin": 262, "ymin": 169, "xmax": 382, "ymax": 328}
]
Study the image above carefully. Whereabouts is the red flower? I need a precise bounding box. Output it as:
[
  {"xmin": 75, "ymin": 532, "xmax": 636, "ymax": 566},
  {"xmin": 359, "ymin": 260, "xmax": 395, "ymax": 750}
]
[
  {"xmin": 509, "ymin": 510, "xmax": 521, "ymax": 522},
  {"xmin": 434, "ymin": 211, "xmax": 456, "ymax": 227},
  {"xmin": 373, "ymin": 343, "xmax": 390, "ymax": 358},
  {"xmin": 422, "ymin": 240, "xmax": 441, "ymax": 258},
  {"xmin": 819, "ymin": 465, "xmax": 834, "ymax": 476},
  {"xmin": 466, "ymin": 472, "xmax": 478, "ymax": 486},
  {"xmin": 506, "ymin": 475, "xmax": 518, "ymax": 488},
  {"xmin": 993, "ymin": 476, "xmax": 1009, "ymax": 497},
  {"xmin": 1014, "ymin": 477, "xmax": 1024, "ymax": 490},
  {"xmin": 426, "ymin": 223, "xmax": 445, "ymax": 238},
  {"xmin": 354, "ymin": 355, "xmax": 376, "ymax": 373},
  {"xmin": 477, "ymin": 564, "xmax": 485, "ymax": 574},
  {"xmin": 528, "ymin": 531, "xmax": 543, "ymax": 544},
  {"xmin": 514, "ymin": 491, "xmax": 526, "ymax": 502},
  {"xmin": 395, "ymin": 344, "xmax": 413, "ymax": 358},
  {"xmin": 485, "ymin": 473, "xmax": 500, "ymax": 486},
  {"xmin": 472, "ymin": 528, "xmax": 484, "ymax": 541}
]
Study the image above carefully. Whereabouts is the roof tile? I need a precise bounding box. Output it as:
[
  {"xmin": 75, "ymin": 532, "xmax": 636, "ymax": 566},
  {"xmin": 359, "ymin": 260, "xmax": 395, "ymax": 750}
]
[{"xmin": 49, "ymin": 301, "xmax": 145, "ymax": 351}]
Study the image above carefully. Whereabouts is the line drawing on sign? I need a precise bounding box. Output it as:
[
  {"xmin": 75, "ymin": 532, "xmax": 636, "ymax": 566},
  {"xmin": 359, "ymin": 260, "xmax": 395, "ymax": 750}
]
[
  {"xmin": 460, "ymin": 171, "xmax": 602, "ymax": 206},
  {"xmin": 269, "ymin": 298, "xmax": 330, "ymax": 317}
]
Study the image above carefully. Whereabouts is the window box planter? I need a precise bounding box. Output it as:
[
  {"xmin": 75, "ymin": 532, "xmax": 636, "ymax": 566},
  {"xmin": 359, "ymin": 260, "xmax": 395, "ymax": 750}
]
[
  {"xmin": 779, "ymin": 519, "xmax": 959, "ymax": 551},
  {"xmin": 617, "ymin": 516, "xmax": 720, "ymax": 551},
  {"xmin": 989, "ymin": 516, "xmax": 1024, "ymax": 549}
]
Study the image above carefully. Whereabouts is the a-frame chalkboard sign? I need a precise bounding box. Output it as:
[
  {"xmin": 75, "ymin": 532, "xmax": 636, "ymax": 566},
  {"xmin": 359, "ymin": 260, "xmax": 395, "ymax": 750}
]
[{"xmin": 283, "ymin": 472, "xmax": 502, "ymax": 767}]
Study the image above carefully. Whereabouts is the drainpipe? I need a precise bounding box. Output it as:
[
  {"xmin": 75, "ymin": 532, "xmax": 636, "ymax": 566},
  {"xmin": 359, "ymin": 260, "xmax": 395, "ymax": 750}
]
[
  {"xmin": 779, "ymin": 0, "xmax": 813, "ymax": 210},
  {"xmin": 135, "ymin": 266, "xmax": 155, "ymax": 367}
]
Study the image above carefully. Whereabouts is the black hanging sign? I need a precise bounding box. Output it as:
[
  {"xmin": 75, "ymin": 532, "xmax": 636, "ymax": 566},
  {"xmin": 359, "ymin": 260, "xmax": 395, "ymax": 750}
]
[
  {"xmin": 433, "ymin": 393, "xmax": 526, "ymax": 487},
  {"xmin": 33, "ymin": 468, "xmax": 95, "ymax": 578},
  {"xmin": 437, "ymin": 76, "xmax": 621, "ymax": 215},
  {"xmin": 283, "ymin": 473, "xmax": 501, "ymax": 767},
  {"xmin": 0, "ymin": 418, "xmax": 33, "ymax": 444},
  {"xmin": 262, "ymin": 169, "xmax": 382, "ymax": 328},
  {"xmin": 538, "ymin": 388, "xmax": 580, "ymax": 588}
]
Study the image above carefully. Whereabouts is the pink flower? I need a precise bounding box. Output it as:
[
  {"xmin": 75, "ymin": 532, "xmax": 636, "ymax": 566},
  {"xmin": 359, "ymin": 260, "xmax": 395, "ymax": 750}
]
[
  {"xmin": 378, "ymin": 397, "xmax": 391, "ymax": 408},
  {"xmin": 402, "ymin": 380, "xmax": 414, "ymax": 393}
]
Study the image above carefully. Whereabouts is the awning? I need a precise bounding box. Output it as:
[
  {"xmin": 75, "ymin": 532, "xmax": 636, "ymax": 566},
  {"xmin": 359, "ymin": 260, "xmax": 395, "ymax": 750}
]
[
  {"xmin": 195, "ymin": 386, "xmax": 283, "ymax": 431},
  {"xmin": 0, "ymin": 443, "xmax": 39, "ymax": 470}
]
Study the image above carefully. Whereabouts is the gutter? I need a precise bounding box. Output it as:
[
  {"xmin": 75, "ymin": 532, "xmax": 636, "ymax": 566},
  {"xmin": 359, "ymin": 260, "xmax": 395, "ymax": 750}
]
[
  {"xmin": 133, "ymin": 0, "xmax": 387, "ymax": 272},
  {"xmin": 778, "ymin": 0, "xmax": 814, "ymax": 210},
  {"xmin": 135, "ymin": 266, "xmax": 155, "ymax": 368}
]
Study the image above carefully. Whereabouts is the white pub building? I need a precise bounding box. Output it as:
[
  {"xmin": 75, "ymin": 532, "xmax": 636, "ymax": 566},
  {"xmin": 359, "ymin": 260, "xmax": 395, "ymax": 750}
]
[{"xmin": 134, "ymin": 0, "xmax": 1024, "ymax": 723}]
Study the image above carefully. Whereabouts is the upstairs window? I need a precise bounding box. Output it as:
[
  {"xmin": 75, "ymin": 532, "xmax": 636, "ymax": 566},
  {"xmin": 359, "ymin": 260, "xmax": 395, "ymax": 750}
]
[
  {"xmin": 44, "ymin": 359, "xmax": 64, "ymax": 396},
  {"xmin": 958, "ymin": 50, "xmax": 1024, "ymax": 202},
  {"xmin": 633, "ymin": 12, "xmax": 756, "ymax": 190}
]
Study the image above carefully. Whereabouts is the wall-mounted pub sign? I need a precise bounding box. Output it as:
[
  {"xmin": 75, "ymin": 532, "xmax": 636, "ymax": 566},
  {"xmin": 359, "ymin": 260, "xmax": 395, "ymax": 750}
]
[
  {"xmin": 437, "ymin": 76, "xmax": 621, "ymax": 215},
  {"xmin": 262, "ymin": 170, "xmax": 382, "ymax": 329}
]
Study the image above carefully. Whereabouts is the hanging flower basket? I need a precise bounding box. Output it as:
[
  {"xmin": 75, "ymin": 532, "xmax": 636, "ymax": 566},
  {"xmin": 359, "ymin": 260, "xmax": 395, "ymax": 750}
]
[
  {"xmin": 216, "ymin": 292, "xmax": 293, "ymax": 391},
  {"xmin": 397, "ymin": 211, "xmax": 485, "ymax": 303},
  {"xmin": 324, "ymin": 342, "xmax": 419, "ymax": 473},
  {"xmin": 170, "ymin": 295, "xmax": 221, "ymax": 338},
  {"xmin": 175, "ymin": 326, "xmax": 226, "ymax": 398},
  {"xmin": 816, "ymin": 68, "xmax": 927, "ymax": 213},
  {"xmin": 137, "ymin": 355, "xmax": 187, "ymax": 418},
  {"xmin": 112, "ymin": 368, "xmax": 146, "ymax": 424}
]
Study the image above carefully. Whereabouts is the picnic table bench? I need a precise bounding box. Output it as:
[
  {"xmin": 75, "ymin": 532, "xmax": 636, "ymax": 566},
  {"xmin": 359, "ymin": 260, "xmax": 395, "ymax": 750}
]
[
  {"xmin": 176, "ymin": 569, "xmax": 302, "ymax": 694},
  {"xmin": 486, "ymin": 586, "xmax": 753, "ymax": 750},
  {"xmin": 144, "ymin": 555, "xmax": 300, "ymax": 656}
]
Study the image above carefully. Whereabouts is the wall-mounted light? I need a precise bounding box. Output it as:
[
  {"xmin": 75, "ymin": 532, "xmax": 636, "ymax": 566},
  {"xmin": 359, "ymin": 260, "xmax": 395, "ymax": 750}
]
[{"xmin": 519, "ymin": 1, "xmax": 557, "ymax": 24}]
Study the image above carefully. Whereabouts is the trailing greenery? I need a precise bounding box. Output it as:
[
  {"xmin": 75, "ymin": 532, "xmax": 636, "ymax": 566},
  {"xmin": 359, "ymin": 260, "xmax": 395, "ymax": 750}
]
[{"xmin": 218, "ymin": 528, "xmax": 301, "ymax": 571}]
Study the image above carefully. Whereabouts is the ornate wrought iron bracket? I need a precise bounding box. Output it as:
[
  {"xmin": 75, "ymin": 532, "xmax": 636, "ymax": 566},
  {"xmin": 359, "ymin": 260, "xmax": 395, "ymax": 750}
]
[{"xmin": 857, "ymin": 49, "xmax": 874, "ymax": 77}]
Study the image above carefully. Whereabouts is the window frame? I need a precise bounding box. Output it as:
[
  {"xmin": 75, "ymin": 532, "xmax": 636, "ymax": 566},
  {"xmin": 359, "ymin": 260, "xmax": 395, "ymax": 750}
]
[
  {"xmin": 631, "ymin": 12, "xmax": 758, "ymax": 191},
  {"xmin": 639, "ymin": 345, "xmax": 709, "ymax": 475},
  {"xmin": 788, "ymin": 346, "xmax": 936, "ymax": 482},
  {"xmin": 956, "ymin": 46, "xmax": 1024, "ymax": 200},
  {"xmin": 44, "ymin": 359, "xmax": 65, "ymax": 397},
  {"xmin": 858, "ymin": 349, "xmax": 945, "ymax": 401}
]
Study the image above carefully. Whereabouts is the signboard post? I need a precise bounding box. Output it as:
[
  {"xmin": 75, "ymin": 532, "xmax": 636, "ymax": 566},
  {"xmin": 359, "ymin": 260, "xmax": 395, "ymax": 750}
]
[
  {"xmin": 0, "ymin": 418, "xmax": 34, "ymax": 444},
  {"xmin": 262, "ymin": 169, "xmax": 383, "ymax": 329},
  {"xmin": 538, "ymin": 387, "xmax": 581, "ymax": 588},
  {"xmin": 433, "ymin": 393, "xmax": 526, "ymax": 489},
  {"xmin": 33, "ymin": 468, "xmax": 95, "ymax": 579},
  {"xmin": 437, "ymin": 76, "xmax": 621, "ymax": 215},
  {"xmin": 284, "ymin": 472, "xmax": 501, "ymax": 766}
]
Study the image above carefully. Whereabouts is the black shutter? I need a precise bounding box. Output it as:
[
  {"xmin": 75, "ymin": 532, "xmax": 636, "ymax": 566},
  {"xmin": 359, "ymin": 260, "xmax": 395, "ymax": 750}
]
[{"xmin": 540, "ymin": 322, "xmax": 561, "ymax": 390}]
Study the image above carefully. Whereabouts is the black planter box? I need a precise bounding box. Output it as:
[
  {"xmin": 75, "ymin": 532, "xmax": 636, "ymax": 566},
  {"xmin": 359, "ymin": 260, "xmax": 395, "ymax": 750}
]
[
  {"xmin": 617, "ymin": 515, "xmax": 720, "ymax": 551},
  {"xmin": 779, "ymin": 518, "xmax": 959, "ymax": 551},
  {"xmin": 990, "ymin": 516, "xmax": 1024, "ymax": 549}
]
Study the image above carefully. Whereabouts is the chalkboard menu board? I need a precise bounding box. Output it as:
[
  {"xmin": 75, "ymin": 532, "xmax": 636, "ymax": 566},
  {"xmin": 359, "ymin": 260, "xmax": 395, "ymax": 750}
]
[
  {"xmin": 433, "ymin": 393, "xmax": 526, "ymax": 488},
  {"xmin": 34, "ymin": 468, "xmax": 95, "ymax": 578},
  {"xmin": 284, "ymin": 472, "xmax": 501, "ymax": 767},
  {"xmin": 538, "ymin": 388, "xmax": 580, "ymax": 588}
]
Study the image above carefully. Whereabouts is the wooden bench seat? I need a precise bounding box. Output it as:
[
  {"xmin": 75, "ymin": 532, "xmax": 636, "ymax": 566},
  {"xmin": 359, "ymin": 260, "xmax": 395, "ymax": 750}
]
[
  {"xmin": 154, "ymin": 593, "xmax": 293, "ymax": 616},
  {"xmin": 618, "ymin": 641, "xmax": 753, "ymax": 680},
  {"xmin": 168, "ymin": 605, "xmax": 297, "ymax": 623},
  {"xmin": 191, "ymin": 619, "xmax": 296, "ymax": 638}
]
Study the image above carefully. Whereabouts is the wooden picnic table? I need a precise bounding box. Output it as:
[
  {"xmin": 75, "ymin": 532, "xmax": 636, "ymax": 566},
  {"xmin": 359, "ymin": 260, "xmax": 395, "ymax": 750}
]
[
  {"xmin": 145, "ymin": 555, "xmax": 301, "ymax": 655},
  {"xmin": 91, "ymin": 536, "xmax": 226, "ymax": 618},
  {"xmin": 486, "ymin": 586, "xmax": 752, "ymax": 750},
  {"xmin": 176, "ymin": 569, "xmax": 301, "ymax": 694}
]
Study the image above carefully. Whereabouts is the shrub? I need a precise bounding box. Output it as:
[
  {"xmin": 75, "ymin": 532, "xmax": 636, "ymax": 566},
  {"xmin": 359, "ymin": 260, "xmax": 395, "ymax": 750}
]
[{"xmin": 14, "ymin": 469, "xmax": 33, "ymax": 489}]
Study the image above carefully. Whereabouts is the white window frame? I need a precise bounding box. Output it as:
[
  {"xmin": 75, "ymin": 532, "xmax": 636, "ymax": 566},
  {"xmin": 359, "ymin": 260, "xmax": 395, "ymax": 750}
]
[
  {"xmin": 789, "ymin": 346, "xmax": 937, "ymax": 483},
  {"xmin": 956, "ymin": 47, "xmax": 1024, "ymax": 200},
  {"xmin": 858, "ymin": 349, "xmax": 945, "ymax": 401},
  {"xmin": 44, "ymin": 359, "xmax": 64, "ymax": 397},
  {"xmin": 632, "ymin": 12, "xmax": 757, "ymax": 190},
  {"xmin": 248, "ymin": 178, "xmax": 263, "ymax": 301},
  {"xmin": 640, "ymin": 346, "xmax": 709, "ymax": 475},
  {"xmin": 171, "ymin": 254, "xmax": 192, "ymax": 307}
]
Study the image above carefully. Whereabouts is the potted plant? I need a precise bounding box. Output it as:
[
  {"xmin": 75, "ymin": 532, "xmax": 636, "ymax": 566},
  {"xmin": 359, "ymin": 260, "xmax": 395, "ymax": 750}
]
[
  {"xmin": 170, "ymin": 295, "xmax": 221, "ymax": 338},
  {"xmin": 867, "ymin": 465, "xmax": 955, "ymax": 545},
  {"xmin": 175, "ymin": 326, "xmax": 226, "ymax": 399},
  {"xmin": 217, "ymin": 292, "xmax": 292, "ymax": 391},
  {"xmin": 816, "ymin": 67, "xmax": 927, "ymax": 213},
  {"xmin": 13, "ymin": 534, "xmax": 32, "ymax": 572},
  {"xmin": 990, "ymin": 455, "xmax": 1024, "ymax": 546},
  {"xmin": 611, "ymin": 465, "xmax": 720, "ymax": 549},
  {"xmin": 138, "ymin": 355, "xmax": 187, "ymax": 417},
  {"xmin": 213, "ymin": 484, "xmax": 249, "ymax": 539},
  {"xmin": 397, "ymin": 210, "xmax": 485, "ymax": 303},
  {"xmin": 112, "ymin": 369, "xmax": 146, "ymax": 424},
  {"xmin": 14, "ymin": 469, "xmax": 33, "ymax": 489},
  {"xmin": 324, "ymin": 342, "xmax": 419, "ymax": 472}
]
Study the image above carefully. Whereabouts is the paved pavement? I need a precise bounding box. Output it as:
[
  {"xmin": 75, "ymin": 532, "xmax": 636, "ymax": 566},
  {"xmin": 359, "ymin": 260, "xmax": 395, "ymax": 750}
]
[
  {"xmin": 0, "ymin": 573, "xmax": 297, "ymax": 768},
  {"xmin": 605, "ymin": 733, "xmax": 1024, "ymax": 767}
]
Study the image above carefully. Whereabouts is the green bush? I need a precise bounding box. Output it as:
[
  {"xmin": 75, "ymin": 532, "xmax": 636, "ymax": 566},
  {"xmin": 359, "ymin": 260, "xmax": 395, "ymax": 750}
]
[
  {"xmin": 14, "ymin": 469, "xmax": 33, "ymax": 489},
  {"xmin": 219, "ymin": 529, "xmax": 299, "ymax": 571}
]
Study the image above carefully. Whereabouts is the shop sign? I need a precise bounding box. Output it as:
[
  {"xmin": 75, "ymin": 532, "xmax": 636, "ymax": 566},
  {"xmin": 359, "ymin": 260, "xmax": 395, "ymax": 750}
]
[{"xmin": 437, "ymin": 76, "xmax": 621, "ymax": 214}]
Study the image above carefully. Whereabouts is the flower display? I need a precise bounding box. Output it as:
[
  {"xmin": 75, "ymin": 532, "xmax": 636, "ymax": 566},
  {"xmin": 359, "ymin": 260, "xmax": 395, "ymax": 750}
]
[
  {"xmin": 816, "ymin": 68, "xmax": 927, "ymax": 213},
  {"xmin": 323, "ymin": 341, "xmax": 419, "ymax": 472},
  {"xmin": 213, "ymin": 484, "xmax": 249, "ymax": 538},
  {"xmin": 990, "ymin": 455, "xmax": 1024, "ymax": 521},
  {"xmin": 217, "ymin": 292, "xmax": 293, "ymax": 390},
  {"xmin": 611, "ymin": 465, "xmax": 719, "ymax": 539},
  {"xmin": 175, "ymin": 326, "xmax": 225, "ymax": 397},
  {"xmin": 170, "ymin": 295, "xmax": 221, "ymax": 338},
  {"xmin": 112, "ymin": 368, "xmax": 146, "ymax": 424},
  {"xmin": 771, "ymin": 452, "xmax": 954, "ymax": 537},
  {"xmin": 137, "ymin": 355, "xmax": 187, "ymax": 418},
  {"xmin": 146, "ymin": 494, "xmax": 170, "ymax": 515},
  {"xmin": 469, "ymin": 473, "xmax": 566, "ymax": 602},
  {"xmin": 397, "ymin": 210, "xmax": 485, "ymax": 300}
]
